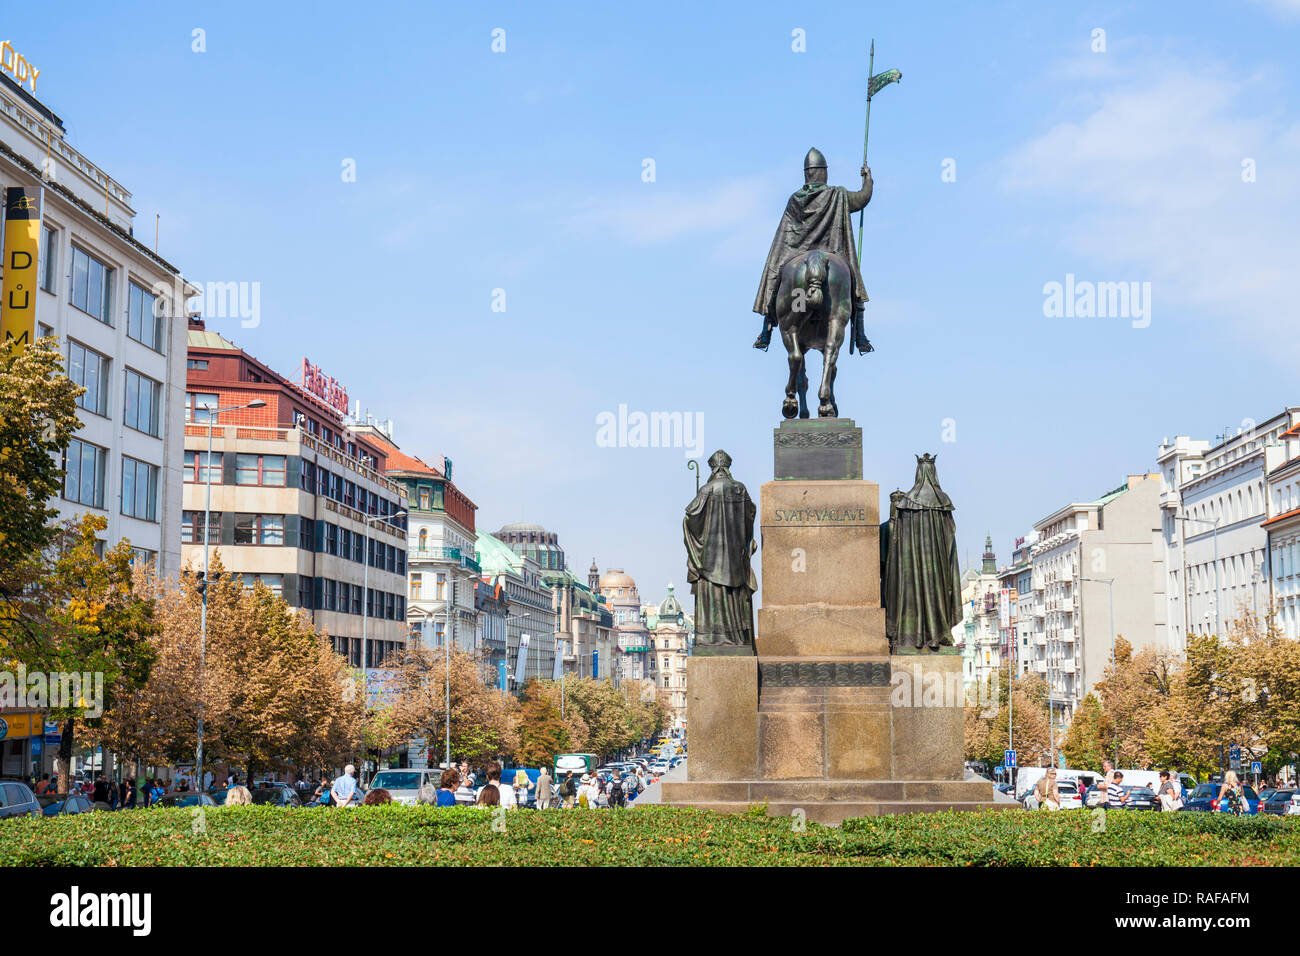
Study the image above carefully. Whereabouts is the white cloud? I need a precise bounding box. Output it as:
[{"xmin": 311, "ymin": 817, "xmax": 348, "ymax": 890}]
[{"xmin": 1002, "ymin": 54, "xmax": 1300, "ymax": 351}]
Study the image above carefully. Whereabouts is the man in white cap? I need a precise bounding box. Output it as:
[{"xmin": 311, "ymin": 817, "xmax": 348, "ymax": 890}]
[{"xmin": 331, "ymin": 764, "xmax": 359, "ymax": 807}]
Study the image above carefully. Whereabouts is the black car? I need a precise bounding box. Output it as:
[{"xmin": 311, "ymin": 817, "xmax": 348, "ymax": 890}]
[
  {"xmin": 153, "ymin": 791, "xmax": 217, "ymax": 809},
  {"xmin": 251, "ymin": 786, "xmax": 302, "ymax": 807},
  {"xmin": 0, "ymin": 780, "xmax": 41, "ymax": 819},
  {"xmin": 38, "ymin": 793, "xmax": 96, "ymax": 816}
]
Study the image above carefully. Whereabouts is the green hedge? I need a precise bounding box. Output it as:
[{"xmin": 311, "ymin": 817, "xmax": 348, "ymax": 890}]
[{"xmin": 1, "ymin": 805, "xmax": 1296, "ymax": 866}]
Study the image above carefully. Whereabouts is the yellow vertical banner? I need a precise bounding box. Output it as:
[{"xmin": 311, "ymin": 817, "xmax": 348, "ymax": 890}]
[{"xmin": 2, "ymin": 186, "xmax": 41, "ymax": 349}]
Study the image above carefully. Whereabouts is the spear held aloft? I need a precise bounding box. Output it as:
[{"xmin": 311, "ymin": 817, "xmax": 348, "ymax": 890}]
[{"xmin": 856, "ymin": 39, "xmax": 901, "ymax": 268}]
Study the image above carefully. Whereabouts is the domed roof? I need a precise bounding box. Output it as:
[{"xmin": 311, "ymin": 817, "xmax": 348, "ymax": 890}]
[
  {"xmin": 658, "ymin": 583, "xmax": 683, "ymax": 618},
  {"xmin": 599, "ymin": 568, "xmax": 636, "ymax": 590}
]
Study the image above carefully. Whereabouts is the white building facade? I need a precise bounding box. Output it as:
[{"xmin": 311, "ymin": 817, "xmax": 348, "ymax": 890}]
[
  {"xmin": 2, "ymin": 73, "xmax": 196, "ymax": 574},
  {"xmin": 1158, "ymin": 409, "xmax": 1299, "ymax": 649}
]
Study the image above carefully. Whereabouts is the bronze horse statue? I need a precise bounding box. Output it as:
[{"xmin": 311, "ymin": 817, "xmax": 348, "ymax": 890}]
[{"xmin": 774, "ymin": 249, "xmax": 854, "ymax": 419}]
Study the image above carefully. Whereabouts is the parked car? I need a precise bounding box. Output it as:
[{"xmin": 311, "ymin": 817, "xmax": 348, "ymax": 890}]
[
  {"xmin": 1180, "ymin": 782, "xmax": 1260, "ymax": 814},
  {"xmin": 0, "ymin": 780, "xmax": 41, "ymax": 819},
  {"xmin": 363, "ymin": 770, "xmax": 441, "ymax": 807},
  {"xmin": 38, "ymin": 794, "xmax": 96, "ymax": 817},
  {"xmin": 251, "ymin": 786, "xmax": 302, "ymax": 808},
  {"xmin": 1260, "ymin": 789, "xmax": 1299, "ymax": 816},
  {"xmin": 153, "ymin": 791, "xmax": 217, "ymax": 809}
]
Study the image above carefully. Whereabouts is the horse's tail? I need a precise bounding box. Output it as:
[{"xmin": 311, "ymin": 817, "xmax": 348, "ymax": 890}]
[{"xmin": 803, "ymin": 250, "xmax": 829, "ymax": 308}]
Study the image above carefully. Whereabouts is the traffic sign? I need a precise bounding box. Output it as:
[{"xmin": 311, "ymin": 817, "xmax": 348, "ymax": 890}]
[
  {"xmin": 1004, "ymin": 749, "xmax": 1017, "ymax": 768},
  {"xmin": 1251, "ymin": 761, "xmax": 1262, "ymax": 775}
]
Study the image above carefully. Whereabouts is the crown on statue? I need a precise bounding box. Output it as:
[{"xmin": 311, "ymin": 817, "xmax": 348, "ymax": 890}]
[{"xmin": 916, "ymin": 452, "xmax": 937, "ymax": 464}]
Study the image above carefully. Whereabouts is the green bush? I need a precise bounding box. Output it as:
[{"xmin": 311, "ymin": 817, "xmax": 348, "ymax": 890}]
[{"xmin": 0, "ymin": 805, "xmax": 1295, "ymax": 867}]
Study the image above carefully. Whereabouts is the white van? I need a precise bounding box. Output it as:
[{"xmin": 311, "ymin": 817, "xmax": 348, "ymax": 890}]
[
  {"xmin": 1016, "ymin": 767, "xmax": 1108, "ymax": 808},
  {"xmin": 366, "ymin": 768, "xmax": 443, "ymax": 806}
]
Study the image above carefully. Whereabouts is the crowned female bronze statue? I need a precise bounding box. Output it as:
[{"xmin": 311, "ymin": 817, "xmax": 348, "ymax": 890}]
[{"xmin": 883, "ymin": 453, "xmax": 962, "ymax": 651}]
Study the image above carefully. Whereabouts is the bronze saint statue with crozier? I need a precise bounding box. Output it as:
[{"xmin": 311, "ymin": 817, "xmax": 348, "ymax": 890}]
[{"xmin": 683, "ymin": 450, "xmax": 757, "ymax": 655}]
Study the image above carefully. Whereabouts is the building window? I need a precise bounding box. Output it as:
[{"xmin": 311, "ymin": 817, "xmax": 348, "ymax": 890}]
[
  {"xmin": 67, "ymin": 341, "xmax": 109, "ymax": 417},
  {"xmin": 126, "ymin": 281, "xmax": 165, "ymax": 353},
  {"xmin": 187, "ymin": 392, "xmax": 220, "ymax": 423},
  {"xmin": 63, "ymin": 438, "xmax": 107, "ymax": 508},
  {"xmin": 411, "ymin": 573, "xmax": 422, "ymax": 600},
  {"xmin": 40, "ymin": 224, "xmax": 58, "ymax": 293},
  {"xmin": 418, "ymin": 487, "xmax": 430, "ymax": 510},
  {"xmin": 123, "ymin": 369, "xmax": 162, "ymax": 436},
  {"xmin": 183, "ymin": 451, "xmax": 222, "ymax": 484},
  {"xmin": 121, "ymin": 457, "xmax": 159, "ymax": 521},
  {"xmin": 186, "ymin": 358, "xmax": 209, "ymax": 371},
  {"xmin": 235, "ymin": 453, "xmax": 287, "ymax": 486},
  {"xmin": 240, "ymin": 573, "xmax": 284, "ymax": 597},
  {"xmin": 234, "ymin": 513, "xmax": 285, "ymax": 545},
  {"xmin": 436, "ymin": 573, "xmax": 446, "ymax": 601},
  {"xmin": 129, "ymin": 547, "xmax": 157, "ymax": 568},
  {"xmin": 297, "ymin": 576, "xmax": 314, "ymax": 610},
  {"xmin": 417, "ymin": 528, "xmax": 428, "ymax": 551},
  {"xmin": 343, "ymin": 480, "xmax": 356, "ymax": 508},
  {"xmin": 70, "ymin": 246, "xmax": 114, "ymax": 323},
  {"xmin": 181, "ymin": 510, "xmax": 221, "ymax": 544}
]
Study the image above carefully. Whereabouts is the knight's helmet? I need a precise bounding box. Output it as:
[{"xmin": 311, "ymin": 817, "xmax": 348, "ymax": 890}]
[{"xmin": 803, "ymin": 147, "xmax": 828, "ymax": 178}]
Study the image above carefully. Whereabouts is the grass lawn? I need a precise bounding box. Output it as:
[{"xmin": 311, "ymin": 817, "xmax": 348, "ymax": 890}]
[{"xmin": 1, "ymin": 805, "xmax": 1297, "ymax": 866}]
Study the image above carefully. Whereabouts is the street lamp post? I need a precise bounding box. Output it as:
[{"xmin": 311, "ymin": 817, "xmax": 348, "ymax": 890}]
[
  {"xmin": 196, "ymin": 398, "xmax": 266, "ymax": 792},
  {"xmin": 1176, "ymin": 514, "xmax": 1222, "ymax": 636}
]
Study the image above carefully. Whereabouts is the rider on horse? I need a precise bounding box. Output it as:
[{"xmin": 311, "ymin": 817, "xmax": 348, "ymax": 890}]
[{"xmin": 752, "ymin": 147, "xmax": 874, "ymax": 355}]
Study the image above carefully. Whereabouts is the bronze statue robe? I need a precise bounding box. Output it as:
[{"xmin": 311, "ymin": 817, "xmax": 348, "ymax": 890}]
[
  {"xmin": 684, "ymin": 457, "xmax": 757, "ymax": 649},
  {"xmin": 884, "ymin": 455, "xmax": 962, "ymax": 651},
  {"xmin": 753, "ymin": 182, "xmax": 870, "ymax": 319}
]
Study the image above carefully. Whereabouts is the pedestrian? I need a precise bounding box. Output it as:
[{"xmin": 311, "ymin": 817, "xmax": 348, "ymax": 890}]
[
  {"xmin": 559, "ymin": 771, "xmax": 577, "ymax": 808},
  {"xmin": 226, "ymin": 785, "xmax": 252, "ymax": 805},
  {"xmin": 1156, "ymin": 770, "xmax": 1184, "ymax": 811},
  {"xmin": 608, "ymin": 772, "xmax": 626, "ymax": 809},
  {"xmin": 1033, "ymin": 769, "xmax": 1061, "ymax": 811},
  {"xmin": 435, "ymin": 768, "xmax": 460, "ymax": 807},
  {"xmin": 1217, "ymin": 770, "xmax": 1247, "ymax": 815},
  {"xmin": 514, "ymin": 768, "xmax": 532, "ymax": 807},
  {"xmin": 536, "ymin": 767, "xmax": 553, "ymax": 810},
  {"xmin": 312, "ymin": 775, "xmax": 331, "ymax": 806},
  {"xmin": 1106, "ymin": 771, "xmax": 1130, "ymax": 807},
  {"xmin": 331, "ymin": 764, "xmax": 360, "ymax": 807},
  {"xmin": 476, "ymin": 784, "xmax": 500, "ymax": 807},
  {"xmin": 35, "ymin": 773, "xmax": 53, "ymax": 796},
  {"xmin": 363, "ymin": 788, "xmax": 391, "ymax": 805},
  {"xmin": 458, "ymin": 760, "xmax": 475, "ymax": 788},
  {"xmin": 577, "ymin": 774, "xmax": 599, "ymax": 809},
  {"xmin": 488, "ymin": 763, "xmax": 516, "ymax": 808},
  {"xmin": 123, "ymin": 780, "xmax": 137, "ymax": 810}
]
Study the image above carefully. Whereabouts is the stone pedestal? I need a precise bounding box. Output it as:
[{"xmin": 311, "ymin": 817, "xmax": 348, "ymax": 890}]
[
  {"xmin": 684, "ymin": 656, "xmax": 757, "ymax": 780},
  {"xmin": 663, "ymin": 419, "xmax": 999, "ymax": 824}
]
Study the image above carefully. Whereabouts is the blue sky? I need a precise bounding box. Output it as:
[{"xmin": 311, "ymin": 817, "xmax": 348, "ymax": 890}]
[{"xmin": 17, "ymin": 0, "xmax": 1300, "ymax": 602}]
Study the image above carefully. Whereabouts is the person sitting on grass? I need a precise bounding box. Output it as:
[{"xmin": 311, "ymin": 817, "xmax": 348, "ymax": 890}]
[{"xmin": 363, "ymin": 788, "xmax": 391, "ymax": 806}]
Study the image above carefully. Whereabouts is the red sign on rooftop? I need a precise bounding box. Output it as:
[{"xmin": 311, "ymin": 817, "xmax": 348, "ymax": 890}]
[{"xmin": 300, "ymin": 358, "xmax": 349, "ymax": 414}]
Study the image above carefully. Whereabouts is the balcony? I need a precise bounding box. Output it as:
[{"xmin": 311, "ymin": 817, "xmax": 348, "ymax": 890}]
[
  {"xmin": 409, "ymin": 547, "xmax": 480, "ymax": 574},
  {"xmin": 1060, "ymin": 597, "xmax": 1074, "ymax": 613},
  {"xmin": 1033, "ymin": 660, "xmax": 1047, "ymax": 674},
  {"xmin": 1060, "ymin": 660, "xmax": 1076, "ymax": 674},
  {"xmin": 1034, "ymin": 634, "xmax": 1047, "ymax": 647},
  {"xmin": 1059, "ymin": 630, "xmax": 1075, "ymax": 643}
]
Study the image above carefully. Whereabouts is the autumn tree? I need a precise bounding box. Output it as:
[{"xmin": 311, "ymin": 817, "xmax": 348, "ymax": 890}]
[
  {"xmin": 964, "ymin": 671, "xmax": 1052, "ymax": 770},
  {"xmin": 373, "ymin": 644, "xmax": 520, "ymax": 762},
  {"xmin": 1061, "ymin": 693, "xmax": 1113, "ymax": 770},
  {"xmin": 514, "ymin": 678, "xmax": 574, "ymax": 768},
  {"xmin": 5, "ymin": 516, "xmax": 159, "ymax": 792},
  {"xmin": 0, "ymin": 336, "xmax": 82, "ymax": 581},
  {"xmin": 101, "ymin": 554, "xmax": 366, "ymax": 781}
]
